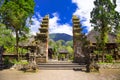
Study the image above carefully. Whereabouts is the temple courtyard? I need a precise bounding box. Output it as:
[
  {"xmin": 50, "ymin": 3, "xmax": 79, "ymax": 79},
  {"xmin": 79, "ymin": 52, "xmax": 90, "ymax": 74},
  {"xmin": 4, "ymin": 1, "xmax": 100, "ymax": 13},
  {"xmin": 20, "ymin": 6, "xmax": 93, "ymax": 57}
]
[{"xmin": 0, "ymin": 69, "xmax": 120, "ymax": 80}]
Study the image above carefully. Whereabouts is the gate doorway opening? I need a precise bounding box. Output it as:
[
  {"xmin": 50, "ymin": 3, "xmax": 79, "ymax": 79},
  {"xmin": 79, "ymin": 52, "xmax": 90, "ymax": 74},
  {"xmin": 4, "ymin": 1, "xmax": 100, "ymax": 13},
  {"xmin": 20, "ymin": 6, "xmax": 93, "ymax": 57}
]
[{"xmin": 48, "ymin": 47, "xmax": 71, "ymax": 61}]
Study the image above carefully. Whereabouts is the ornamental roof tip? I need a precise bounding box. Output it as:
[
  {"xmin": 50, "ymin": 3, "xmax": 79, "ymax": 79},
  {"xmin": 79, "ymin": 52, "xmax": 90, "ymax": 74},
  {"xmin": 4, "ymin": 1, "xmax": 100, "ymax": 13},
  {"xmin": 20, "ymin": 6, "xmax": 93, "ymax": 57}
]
[
  {"xmin": 72, "ymin": 15, "xmax": 78, "ymax": 18},
  {"xmin": 45, "ymin": 14, "xmax": 49, "ymax": 18}
]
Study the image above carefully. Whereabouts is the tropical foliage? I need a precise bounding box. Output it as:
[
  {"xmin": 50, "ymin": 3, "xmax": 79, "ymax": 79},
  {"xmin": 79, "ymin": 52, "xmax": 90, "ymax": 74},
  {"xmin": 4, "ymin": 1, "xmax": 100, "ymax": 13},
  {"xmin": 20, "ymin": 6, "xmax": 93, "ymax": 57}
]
[
  {"xmin": 90, "ymin": 0, "xmax": 120, "ymax": 62},
  {"xmin": 0, "ymin": 0, "xmax": 35, "ymax": 60},
  {"xmin": 0, "ymin": 24, "xmax": 16, "ymax": 53}
]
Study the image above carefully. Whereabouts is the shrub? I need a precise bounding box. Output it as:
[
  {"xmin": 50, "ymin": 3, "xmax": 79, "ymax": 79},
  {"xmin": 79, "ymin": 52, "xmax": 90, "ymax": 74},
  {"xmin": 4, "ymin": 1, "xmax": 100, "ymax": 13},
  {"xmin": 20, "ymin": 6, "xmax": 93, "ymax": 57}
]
[
  {"xmin": 20, "ymin": 60, "xmax": 28, "ymax": 65},
  {"xmin": 69, "ymin": 55, "xmax": 74, "ymax": 60},
  {"xmin": 106, "ymin": 54, "xmax": 113, "ymax": 63},
  {"xmin": 4, "ymin": 57, "xmax": 13, "ymax": 68},
  {"xmin": 11, "ymin": 59, "xmax": 19, "ymax": 64},
  {"xmin": 4, "ymin": 57, "xmax": 10, "ymax": 65}
]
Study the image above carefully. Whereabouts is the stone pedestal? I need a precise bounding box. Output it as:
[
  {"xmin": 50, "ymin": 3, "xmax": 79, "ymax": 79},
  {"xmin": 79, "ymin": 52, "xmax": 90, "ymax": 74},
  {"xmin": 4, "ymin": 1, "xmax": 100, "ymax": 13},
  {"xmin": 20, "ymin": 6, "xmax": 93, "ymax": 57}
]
[{"xmin": 36, "ymin": 56, "xmax": 47, "ymax": 63}]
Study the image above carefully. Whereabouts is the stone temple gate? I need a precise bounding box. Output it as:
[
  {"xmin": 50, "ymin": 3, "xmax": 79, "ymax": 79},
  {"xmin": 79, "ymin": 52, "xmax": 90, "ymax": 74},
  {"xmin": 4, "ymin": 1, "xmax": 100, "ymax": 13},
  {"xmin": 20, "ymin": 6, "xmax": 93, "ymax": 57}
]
[
  {"xmin": 35, "ymin": 15, "xmax": 86, "ymax": 63},
  {"xmin": 35, "ymin": 15, "xmax": 49, "ymax": 63}
]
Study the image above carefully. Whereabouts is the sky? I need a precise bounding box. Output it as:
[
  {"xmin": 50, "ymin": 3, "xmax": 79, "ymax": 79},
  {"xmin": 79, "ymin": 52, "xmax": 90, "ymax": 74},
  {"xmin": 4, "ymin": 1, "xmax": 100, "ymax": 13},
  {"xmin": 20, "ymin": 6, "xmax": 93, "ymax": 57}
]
[{"xmin": 30, "ymin": 0, "xmax": 120, "ymax": 36}]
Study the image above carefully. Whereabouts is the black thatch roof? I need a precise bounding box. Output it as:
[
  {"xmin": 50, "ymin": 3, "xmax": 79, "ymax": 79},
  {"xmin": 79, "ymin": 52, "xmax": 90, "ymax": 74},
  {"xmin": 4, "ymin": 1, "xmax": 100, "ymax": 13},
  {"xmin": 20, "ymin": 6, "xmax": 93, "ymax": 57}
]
[
  {"xmin": 87, "ymin": 30, "xmax": 116, "ymax": 43},
  {"xmin": 59, "ymin": 50, "xmax": 68, "ymax": 54},
  {"xmin": 18, "ymin": 35, "xmax": 36, "ymax": 49}
]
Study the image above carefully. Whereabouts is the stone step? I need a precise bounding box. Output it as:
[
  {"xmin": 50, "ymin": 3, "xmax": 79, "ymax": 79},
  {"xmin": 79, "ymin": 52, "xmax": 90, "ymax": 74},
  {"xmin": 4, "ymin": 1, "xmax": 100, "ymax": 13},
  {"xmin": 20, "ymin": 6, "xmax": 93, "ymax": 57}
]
[
  {"xmin": 38, "ymin": 67, "xmax": 85, "ymax": 70},
  {"xmin": 37, "ymin": 62, "xmax": 86, "ymax": 70},
  {"xmin": 37, "ymin": 63, "xmax": 80, "ymax": 65}
]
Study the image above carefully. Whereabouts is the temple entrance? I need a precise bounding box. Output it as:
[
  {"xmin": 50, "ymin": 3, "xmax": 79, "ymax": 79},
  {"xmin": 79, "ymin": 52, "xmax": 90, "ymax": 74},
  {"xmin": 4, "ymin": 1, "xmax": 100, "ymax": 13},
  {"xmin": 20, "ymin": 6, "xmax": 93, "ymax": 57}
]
[
  {"xmin": 48, "ymin": 47, "xmax": 69, "ymax": 61},
  {"xmin": 35, "ymin": 15, "xmax": 87, "ymax": 64}
]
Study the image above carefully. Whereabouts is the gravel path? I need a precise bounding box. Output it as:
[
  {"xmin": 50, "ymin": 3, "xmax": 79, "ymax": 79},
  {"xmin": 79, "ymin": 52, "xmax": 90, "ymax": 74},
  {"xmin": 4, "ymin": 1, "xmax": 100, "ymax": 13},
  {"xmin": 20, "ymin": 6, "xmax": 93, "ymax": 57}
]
[{"xmin": 0, "ymin": 69, "xmax": 120, "ymax": 80}]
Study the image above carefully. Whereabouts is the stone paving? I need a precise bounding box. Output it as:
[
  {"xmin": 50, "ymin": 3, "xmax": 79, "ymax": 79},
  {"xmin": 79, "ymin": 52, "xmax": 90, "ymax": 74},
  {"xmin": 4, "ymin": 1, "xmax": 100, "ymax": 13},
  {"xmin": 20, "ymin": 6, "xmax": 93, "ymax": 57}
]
[{"xmin": 0, "ymin": 69, "xmax": 120, "ymax": 80}]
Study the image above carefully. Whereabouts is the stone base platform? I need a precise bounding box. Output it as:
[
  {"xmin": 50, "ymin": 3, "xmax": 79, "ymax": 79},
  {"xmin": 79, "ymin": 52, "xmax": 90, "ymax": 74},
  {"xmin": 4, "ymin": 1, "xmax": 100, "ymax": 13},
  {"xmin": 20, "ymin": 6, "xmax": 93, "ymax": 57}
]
[{"xmin": 36, "ymin": 57, "xmax": 47, "ymax": 63}]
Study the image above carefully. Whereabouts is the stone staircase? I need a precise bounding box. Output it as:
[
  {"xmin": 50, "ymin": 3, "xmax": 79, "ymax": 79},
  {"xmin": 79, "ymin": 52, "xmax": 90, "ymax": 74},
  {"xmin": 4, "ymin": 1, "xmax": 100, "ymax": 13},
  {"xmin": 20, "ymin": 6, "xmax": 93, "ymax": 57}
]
[{"xmin": 37, "ymin": 61, "xmax": 86, "ymax": 70}]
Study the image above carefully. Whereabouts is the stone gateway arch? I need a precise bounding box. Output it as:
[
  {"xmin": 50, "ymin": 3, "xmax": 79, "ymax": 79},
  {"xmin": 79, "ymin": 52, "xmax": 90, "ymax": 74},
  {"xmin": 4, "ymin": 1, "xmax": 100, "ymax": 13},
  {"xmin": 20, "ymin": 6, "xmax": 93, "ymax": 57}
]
[{"xmin": 35, "ymin": 15, "xmax": 87, "ymax": 64}]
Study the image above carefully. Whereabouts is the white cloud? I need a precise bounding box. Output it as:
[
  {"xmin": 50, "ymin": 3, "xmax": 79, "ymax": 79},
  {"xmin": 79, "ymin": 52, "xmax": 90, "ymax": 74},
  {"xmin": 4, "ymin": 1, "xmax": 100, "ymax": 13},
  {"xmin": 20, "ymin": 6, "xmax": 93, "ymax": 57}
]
[
  {"xmin": 72, "ymin": 0, "xmax": 120, "ymax": 32},
  {"xmin": 29, "ymin": 13, "xmax": 42, "ymax": 35},
  {"xmin": 29, "ymin": 13, "xmax": 72, "ymax": 36},
  {"xmin": 116, "ymin": 0, "xmax": 120, "ymax": 12},
  {"xmin": 72, "ymin": 0, "xmax": 95, "ymax": 32},
  {"xmin": 30, "ymin": 18, "xmax": 40, "ymax": 35},
  {"xmin": 49, "ymin": 13, "xmax": 72, "ymax": 36}
]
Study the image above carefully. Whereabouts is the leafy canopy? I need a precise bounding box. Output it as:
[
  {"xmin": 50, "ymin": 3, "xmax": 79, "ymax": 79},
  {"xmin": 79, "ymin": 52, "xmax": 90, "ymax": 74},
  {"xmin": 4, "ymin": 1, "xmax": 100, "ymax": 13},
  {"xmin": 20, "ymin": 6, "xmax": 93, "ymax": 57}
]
[
  {"xmin": 91, "ymin": 0, "xmax": 120, "ymax": 45},
  {"xmin": 0, "ymin": 0, "xmax": 35, "ymax": 58}
]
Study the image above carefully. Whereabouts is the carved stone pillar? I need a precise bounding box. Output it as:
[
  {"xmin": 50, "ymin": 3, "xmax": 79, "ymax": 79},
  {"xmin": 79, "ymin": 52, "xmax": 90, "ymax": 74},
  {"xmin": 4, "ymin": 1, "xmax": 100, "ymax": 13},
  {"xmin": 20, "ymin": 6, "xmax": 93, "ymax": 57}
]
[
  {"xmin": 35, "ymin": 15, "xmax": 49, "ymax": 63},
  {"xmin": 72, "ymin": 15, "xmax": 85, "ymax": 63}
]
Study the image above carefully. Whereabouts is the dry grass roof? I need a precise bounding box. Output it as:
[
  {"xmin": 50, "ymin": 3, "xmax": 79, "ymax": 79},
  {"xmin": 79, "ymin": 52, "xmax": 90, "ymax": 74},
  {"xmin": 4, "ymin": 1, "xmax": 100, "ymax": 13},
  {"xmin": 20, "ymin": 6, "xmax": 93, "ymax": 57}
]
[{"xmin": 87, "ymin": 30, "xmax": 116, "ymax": 43}]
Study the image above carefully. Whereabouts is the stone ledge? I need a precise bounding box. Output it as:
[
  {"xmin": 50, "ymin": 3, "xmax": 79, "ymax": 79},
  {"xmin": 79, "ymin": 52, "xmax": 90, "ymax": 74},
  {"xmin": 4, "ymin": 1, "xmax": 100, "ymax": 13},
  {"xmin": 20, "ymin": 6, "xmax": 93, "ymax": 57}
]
[{"xmin": 98, "ymin": 63, "xmax": 120, "ymax": 69}]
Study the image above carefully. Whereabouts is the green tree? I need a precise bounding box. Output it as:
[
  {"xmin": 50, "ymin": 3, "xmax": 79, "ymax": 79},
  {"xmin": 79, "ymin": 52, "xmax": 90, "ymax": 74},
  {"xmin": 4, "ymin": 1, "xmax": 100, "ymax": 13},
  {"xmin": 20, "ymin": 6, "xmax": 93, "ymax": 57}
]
[
  {"xmin": 90, "ymin": 0, "xmax": 119, "ymax": 62},
  {"xmin": 49, "ymin": 39, "xmax": 55, "ymax": 47},
  {"xmin": 114, "ymin": 13, "xmax": 120, "ymax": 50},
  {"xmin": 56, "ymin": 40, "xmax": 65, "ymax": 50},
  {"xmin": 0, "ymin": 24, "xmax": 16, "ymax": 53},
  {"xmin": 65, "ymin": 40, "xmax": 73, "ymax": 47},
  {"xmin": 0, "ymin": 24, "xmax": 15, "ymax": 46},
  {"xmin": 0, "ymin": 0, "xmax": 35, "ymax": 60},
  {"xmin": 66, "ymin": 46, "xmax": 73, "ymax": 60}
]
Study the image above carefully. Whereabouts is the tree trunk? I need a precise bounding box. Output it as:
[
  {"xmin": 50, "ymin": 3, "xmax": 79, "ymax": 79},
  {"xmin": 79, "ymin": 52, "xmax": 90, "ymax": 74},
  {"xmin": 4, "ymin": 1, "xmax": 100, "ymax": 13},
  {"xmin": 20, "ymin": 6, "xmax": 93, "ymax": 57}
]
[{"xmin": 15, "ymin": 30, "xmax": 19, "ymax": 61}]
